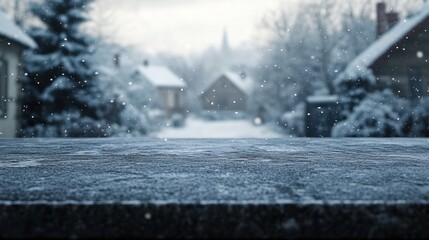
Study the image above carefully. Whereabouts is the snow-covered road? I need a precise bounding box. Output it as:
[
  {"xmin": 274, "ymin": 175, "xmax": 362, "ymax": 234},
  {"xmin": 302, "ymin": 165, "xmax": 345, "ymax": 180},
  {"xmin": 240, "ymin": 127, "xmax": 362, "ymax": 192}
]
[{"xmin": 154, "ymin": 117, "xmax": 283, "ymax": 138}]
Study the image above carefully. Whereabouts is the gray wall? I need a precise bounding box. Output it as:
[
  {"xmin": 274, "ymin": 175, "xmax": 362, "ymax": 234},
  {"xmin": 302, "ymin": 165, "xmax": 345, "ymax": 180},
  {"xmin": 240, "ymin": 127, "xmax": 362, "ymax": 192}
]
[
  {"xmin": 373, "ymin": 20, "xmax": 429, "ymax": 101},
  {"xmin": 158, "ymin": 87, "xmax": 187, "ymax": 117},
  {"xmin": 0, "ymin": 39, "xmax": 23, "ymax": 138},
  {"xmin": 201, "ymin": 76, "xmax": 248, "ymax": 112}
]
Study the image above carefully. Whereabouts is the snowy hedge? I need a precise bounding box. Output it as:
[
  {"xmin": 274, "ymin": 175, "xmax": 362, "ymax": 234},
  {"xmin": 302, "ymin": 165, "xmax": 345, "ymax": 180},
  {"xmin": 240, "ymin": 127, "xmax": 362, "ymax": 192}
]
[
  {"xmin": 332, "ymin": 90, "xmax": 411, "ymax": 137},
  {"xmin": 410, "ymin": 97, "xmax": 429, "ymax": 137}
]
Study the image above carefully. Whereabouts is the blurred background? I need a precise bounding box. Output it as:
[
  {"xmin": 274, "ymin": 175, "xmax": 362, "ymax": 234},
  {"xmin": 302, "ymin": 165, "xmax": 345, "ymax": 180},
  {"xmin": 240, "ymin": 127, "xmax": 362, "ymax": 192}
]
[{"xmin": 0, "ymin": 0, "xmax": 428, "ymax": 138}]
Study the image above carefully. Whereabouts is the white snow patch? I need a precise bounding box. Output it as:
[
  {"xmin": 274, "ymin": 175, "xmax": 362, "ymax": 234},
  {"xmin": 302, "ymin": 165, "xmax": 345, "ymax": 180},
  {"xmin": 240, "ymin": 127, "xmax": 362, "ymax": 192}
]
[
  {"xmin": 136, "ymin": 65, "xmax": 186, "ymax": 88},
  {"xmin": 27, "ymin": 186, "xmax": 44, "ymax": 191},
  {"xmin": 307, "ymin": 95, "xmax": 339, "ymax": 104},
  {"xmin": 0, "ymin": 10, "xmax": 37, "ymax": 48},
  {"xmin": 154, "ymin": 117, "xmax": 282, "ymax": 139}
]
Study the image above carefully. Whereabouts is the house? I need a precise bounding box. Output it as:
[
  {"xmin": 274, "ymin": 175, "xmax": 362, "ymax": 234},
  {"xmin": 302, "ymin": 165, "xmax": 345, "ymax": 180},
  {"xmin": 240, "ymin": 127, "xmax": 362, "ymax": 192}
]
[
  {"xmin": 347, "ymin": 2, "xmax": 429, "ymax": 101},
  {"xmin": 201, "ymin": 71, "xmax": 254, "ymax": 113},
  {"xmin": 134, "ymin": 62, "xmax": 187, "ymax": 117},
  {"xmin": 0, "ymin": 11, "xmax": 37, "ymax": 138},
  {"xmin": 304, "ymin": 2, "xmax": 429, "ymax": 137}
]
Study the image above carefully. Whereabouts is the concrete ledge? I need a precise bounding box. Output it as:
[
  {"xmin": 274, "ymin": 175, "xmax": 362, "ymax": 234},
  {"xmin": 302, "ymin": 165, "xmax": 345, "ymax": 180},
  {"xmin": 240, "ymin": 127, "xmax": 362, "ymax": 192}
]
[
  {"xmin": 2, "ymin": 203, "xmax": 429, "ymax": 239},
  {"xmin": 1, "ymin": 138, "xmax": 429, "ymax": 238}
]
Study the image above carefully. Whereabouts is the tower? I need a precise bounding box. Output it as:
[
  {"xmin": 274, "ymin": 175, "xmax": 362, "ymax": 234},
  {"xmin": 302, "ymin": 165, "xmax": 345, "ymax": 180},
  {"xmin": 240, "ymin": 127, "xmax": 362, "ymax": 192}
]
[
  {"xmin": 376, "ymin": 2, "xmax": 399, "ymax": 38},
  {"xmin": 221, "ymin": 28, "xmax": 230, "ymax": 54}
]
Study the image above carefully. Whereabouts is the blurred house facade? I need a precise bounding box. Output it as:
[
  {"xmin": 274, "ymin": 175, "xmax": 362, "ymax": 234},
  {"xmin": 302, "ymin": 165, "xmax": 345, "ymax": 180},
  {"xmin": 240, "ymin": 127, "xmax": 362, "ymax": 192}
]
[
  {"xmin": 305, "ymin": 1, "xmax": 429, "ymax": 137},
  {"xmin": 134, "ymin": 62, "xmax": 187, "ymax": 118},
  {"xmin": 201, "ymin": 71, "xmax": 254, "ymax": 113},
  {"xmin": 349, "ymin": 1, "xmax": 429, "ymax": 101},
  {"xmin": 0, "ymin": 11, "xmax": 36, "ymax": 138}
]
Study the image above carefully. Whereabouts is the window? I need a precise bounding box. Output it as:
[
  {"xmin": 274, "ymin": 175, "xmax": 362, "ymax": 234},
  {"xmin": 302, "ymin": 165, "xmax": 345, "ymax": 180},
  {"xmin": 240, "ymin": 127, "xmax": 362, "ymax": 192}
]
[
  {"xmin": 166, "ymin": 90, "xmax": 174, "ymax": 108},
  {"xmin": 174, "ymin": 91, "xmax": 181, "ymax": 108},
  {"xmin": 0, "ymin": 59, "xmax": 7, "ymax": 118}
]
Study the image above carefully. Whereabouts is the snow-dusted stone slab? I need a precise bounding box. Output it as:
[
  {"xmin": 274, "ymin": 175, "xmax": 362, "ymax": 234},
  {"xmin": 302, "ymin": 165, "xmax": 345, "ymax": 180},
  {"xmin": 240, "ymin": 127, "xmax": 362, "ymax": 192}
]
[{"xmin": 0, "ymin": 138, "xmax": 429, "ymax": 238}]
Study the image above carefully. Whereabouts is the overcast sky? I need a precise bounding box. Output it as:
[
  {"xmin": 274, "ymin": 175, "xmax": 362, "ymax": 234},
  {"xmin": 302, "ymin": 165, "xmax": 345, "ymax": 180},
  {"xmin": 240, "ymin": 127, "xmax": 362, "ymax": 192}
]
[{"xmin": 89, "ymin": 0, "xmax": 295, "ymax": 55}]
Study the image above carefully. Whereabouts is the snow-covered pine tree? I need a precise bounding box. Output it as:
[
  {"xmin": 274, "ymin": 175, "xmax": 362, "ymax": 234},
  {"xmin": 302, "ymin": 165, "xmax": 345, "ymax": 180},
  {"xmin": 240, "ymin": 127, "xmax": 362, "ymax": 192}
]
[{"xmin": 20, "ymin": 0, "xmax": 124, "ymax": 137}]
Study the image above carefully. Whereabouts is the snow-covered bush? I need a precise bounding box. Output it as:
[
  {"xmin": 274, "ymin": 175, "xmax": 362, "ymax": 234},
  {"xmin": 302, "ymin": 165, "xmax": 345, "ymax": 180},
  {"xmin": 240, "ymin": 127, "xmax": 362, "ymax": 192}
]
[
  {"xmin": 146, "ymin": 109, "xmax": 167, "ymax": 130},
  {"xmin": 279, "ymin": 103, "xmax": 305, "ymax": 137},
  {"xmin": 334, "ymin": 67, "xmax": 376, "ymax": 117},
  {"xmin": 410, "ymin": 97, "xmax": 429, "ymax": 137},
  {"xmin": 94, "ymin": 60, "xmax": 152, "ymax": 136},
  {"xmin": 94, "ymin": 54, "xmax": 164, "ymax": 135},
  {"xmin": 118, "ymin": 104, "xmax": 150, "ymax": 136},
  {"xmin": 21, "ymin": 109, "xmax": 125, "ymax": 138},
  {"xmin": 332, "ymin": 90, "xmax": 410, "ymax": 137}
]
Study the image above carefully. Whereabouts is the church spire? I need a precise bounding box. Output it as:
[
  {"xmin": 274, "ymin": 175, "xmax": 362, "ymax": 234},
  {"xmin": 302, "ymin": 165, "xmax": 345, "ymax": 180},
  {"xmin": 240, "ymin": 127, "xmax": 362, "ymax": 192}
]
[{"xmin": 221, "ymin": 28, "xmax": 230, "ymax": 54}]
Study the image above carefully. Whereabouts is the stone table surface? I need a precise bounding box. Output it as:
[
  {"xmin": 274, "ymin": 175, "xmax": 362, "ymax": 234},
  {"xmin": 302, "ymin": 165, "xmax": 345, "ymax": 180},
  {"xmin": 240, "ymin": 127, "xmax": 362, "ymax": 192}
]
[{"xmin": 1, "ymin": 138, "xmax": 428, "ymax": 204}]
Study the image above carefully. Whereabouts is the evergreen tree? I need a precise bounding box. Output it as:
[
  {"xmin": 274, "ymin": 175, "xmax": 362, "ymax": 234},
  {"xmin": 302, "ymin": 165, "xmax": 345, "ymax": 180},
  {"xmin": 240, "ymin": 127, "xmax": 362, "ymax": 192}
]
[{"xmin": 20, "ymin": 0, "xmax": 124, "ymax": 137}]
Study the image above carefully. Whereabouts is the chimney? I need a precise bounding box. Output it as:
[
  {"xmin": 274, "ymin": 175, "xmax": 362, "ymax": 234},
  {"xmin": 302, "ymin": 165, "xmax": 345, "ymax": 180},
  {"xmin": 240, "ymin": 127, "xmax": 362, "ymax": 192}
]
[
  {"xmin": 377, "ymin": 2, "xmax": 387, "ymax": 37},
  {"xmin": 377, "ymin": 2, "xmax": 399, "ymax": 38},
  {"xmin": 386, "ymin": 12, "xmax": 399, "ymax": 30},
  {"xmin": 143, "ymin": 60, "xmax": 149, "ymax": 67},
  {"xmin": 113, "ymin": 53, "xmax": 120, "ymax": 68}
]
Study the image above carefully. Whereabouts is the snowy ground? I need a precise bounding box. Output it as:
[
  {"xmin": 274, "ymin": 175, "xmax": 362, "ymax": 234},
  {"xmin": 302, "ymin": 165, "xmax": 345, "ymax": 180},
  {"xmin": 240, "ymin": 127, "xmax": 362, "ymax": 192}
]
[{"xmin": 153, "ymin": 117, "xmax": 283, "ymax": 138}]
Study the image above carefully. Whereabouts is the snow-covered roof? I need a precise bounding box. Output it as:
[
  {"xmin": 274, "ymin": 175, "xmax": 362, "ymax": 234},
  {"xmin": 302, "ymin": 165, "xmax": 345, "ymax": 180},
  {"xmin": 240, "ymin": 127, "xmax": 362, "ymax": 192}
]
[
  {"xmin": 222, "ymin": 71, "xmax": 254, "ymax": 96},
  {"xmin": 0, "ymin": 10, "xmax": 37, "ymax": 49},
  {"xmin": 136, "ymin": 65, "xmax": 186, "ymax": 88},
  {"xmin": 347, "ymin": 2, "xmax": 429, "ymax": 71},
  {"xmin": 306, "ymin": 95, "xmax": 339, "ymax": 104}
]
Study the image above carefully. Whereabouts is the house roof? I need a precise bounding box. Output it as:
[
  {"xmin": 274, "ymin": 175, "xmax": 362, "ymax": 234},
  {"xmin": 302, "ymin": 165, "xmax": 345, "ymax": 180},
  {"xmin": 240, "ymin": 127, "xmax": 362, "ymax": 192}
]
[
  {"xmin": 136, "ymin": 65, "xmax": 186, "ymax": 88},
  {"xmin": 223, "ymin": 71, "xmax": 254, "ymax": 96},
  {"xmin": 203, "ymin": 71, "xmax": 254, "ymax": 96},
  {"xmin": 0, "ymin": 10, "xmax": 37, "ymax": 49},
  {"xmin": 347, "ymin": 2, "xmax": 429, "ymax": 71}
]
